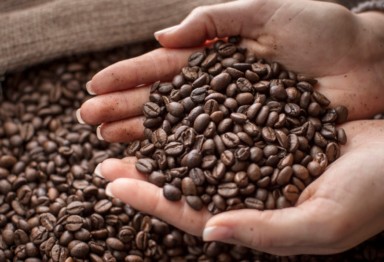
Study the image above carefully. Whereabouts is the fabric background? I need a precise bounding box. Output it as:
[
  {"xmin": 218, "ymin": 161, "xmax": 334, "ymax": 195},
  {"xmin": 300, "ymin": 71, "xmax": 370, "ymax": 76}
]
[{"xmin": 0, "ymin": 0, "xmax": 232, "ymax": 74}]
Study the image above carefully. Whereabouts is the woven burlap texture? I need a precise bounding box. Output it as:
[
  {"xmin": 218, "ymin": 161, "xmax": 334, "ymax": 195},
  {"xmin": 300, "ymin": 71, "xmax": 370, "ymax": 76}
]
[{"xmin": 0, "ymin": 0, "xmax": 231, "ymax": 74}]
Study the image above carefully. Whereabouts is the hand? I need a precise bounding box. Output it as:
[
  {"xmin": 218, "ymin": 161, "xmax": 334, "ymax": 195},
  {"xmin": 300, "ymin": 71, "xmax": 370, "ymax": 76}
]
[
  {"xmin": 98, "ymin": 120, "xmax": 384, "ymax": 255},
  {"xmin": 77, "ymin": 0, "xmax": 384, "ymax": 143}
]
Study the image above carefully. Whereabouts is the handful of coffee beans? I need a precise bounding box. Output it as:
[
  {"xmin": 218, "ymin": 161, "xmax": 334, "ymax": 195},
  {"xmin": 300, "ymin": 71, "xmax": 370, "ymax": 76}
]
[{"xmin": 130, "ymin": 37, "xmax": 348, "ymax": 214}]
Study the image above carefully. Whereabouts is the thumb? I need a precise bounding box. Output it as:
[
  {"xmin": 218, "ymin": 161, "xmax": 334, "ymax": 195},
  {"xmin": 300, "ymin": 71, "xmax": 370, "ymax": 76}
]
[
  {"xmin": 154, "ymin": 0, "xmax": 278, "ymax": 48},
  {"xmin": 202, "ymin": 203, "xmax": 326, "ymax": 255}
]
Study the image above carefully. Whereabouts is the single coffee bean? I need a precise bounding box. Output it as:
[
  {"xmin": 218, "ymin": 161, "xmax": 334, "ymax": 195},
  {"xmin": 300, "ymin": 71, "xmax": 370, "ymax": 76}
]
[
  {"xmin": 135, "ymin": 158, "xmax": 155, "ymax": 174},
  {"xmin": 188, "ymin": 51, "xmax": 206, "ymax": 67},
  {"xmin": 244, "ymin": 198, "xmax": 264, "ymax": 210},
  {"xmin": 283, "ymin": 184, "xmax": 300, "ymax": 203},
  {"xmin": 163, "ymin": 184, "xmax": 182, "ymax": 201},
  {"xmin": 211, "ymin": 73, "xmax": 231, "ymax": 92},
  {"xmin": 193, "ymin": 113, "xmax": 211, "ymax": 133},
  {"xmin": 65, "ymin": 215, "xmax": 83, "ymax": 231},
  {"xmin": 218, "ymin": 183, "xmax": 239, "ymax": 198},
  {"xmin": 186, "ymin": 196, "xmax": 204, "ymax": 211},
  {"xmin": 106, "ymin": 237, "xmax": 125, "ymax": 251},
  {"xmin": 69, "ymin": 240, "xmax": 89, "ymax": 258}
]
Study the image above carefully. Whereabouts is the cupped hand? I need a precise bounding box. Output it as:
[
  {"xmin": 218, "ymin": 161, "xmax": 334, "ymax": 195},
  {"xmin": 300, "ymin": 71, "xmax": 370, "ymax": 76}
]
[
  {"xmin": 77, "ymin": 0, "xmax": 384, "ymax": 143},
  {"xmin": 98, "ymin": 120, "xmax": 384, "ymax": 255}
]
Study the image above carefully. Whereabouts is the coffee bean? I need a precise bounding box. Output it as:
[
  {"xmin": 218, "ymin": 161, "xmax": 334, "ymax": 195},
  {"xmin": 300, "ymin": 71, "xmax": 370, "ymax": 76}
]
[
  {"xmin": 51, "ymin": 244, "xmax": 69, "ymax": 262},
  {"xmin": 65, "ymin": 215, "xmax": 83, "ymax": 231},
  {"xmin": 211, "ymin": 73, "xmax": 231, "ymax": 92},
  {"xmin": 217, "ymin": 43, "xmax": 237, "ymax": 57},
  {"xmin": 181, "ymin": 149, "xmax": 202, "ymax": 168},
  {"xmin": 270, "ymin": 84, "xmax": 287, "ymax": 100},
  {"xmin": 135, "ymin": 158, "xmax": 155, "ymax": 174},
  {"xmin": 163, "ymin": 184, "xmax": 182, "ymax": 201},
  {"xmin": 188, "ymin": 52, "xmax": 206, "ymax": 67},
  {"xmin": 193, "ymin": 113, "xmax": 210, "ymax": 133},
  {"xmin": 202, "ymin": 52, "xmax": 219, "ymax": 68},
  {"xmin": 190, "ymin": 86, "xmax": 207, "ymax": 103},
  {"xmin": 106, "ymin": 237, "xmax": 125, "ymax": 251},
  {"xmin": 143, "ymin": 102, "xmax": 161, "ymax": 118},
  {"xmin": 69, "ymin": 240, "xmax": 89, "ymax": 258},
  {"xmin": 135, "ymin": 231, "xmax": 149, "ymax": 250},
  {"xmin": 185, "ymin": 196, "xmax": 204, "ymax": 211},
  {"xmin": 283, "ymin": 184, "xmax": 300, "ymax": 203},
  {"xmin": 337, "ymin": 128, "xmax": 347, "ymax": 145},
  {"xmin": 335, "ymin": 105, "xmax": 348, "ymax": 124},
  {"xmin": 218, "ymin": 183, "xmax": 239, "ymax": 198},
  {"xmin": 244, "ymin": 198, "xmax": 264, "ymax": 210},
  {"xmin": 181, "ymin": 177, "xmax": 197, "ymax": 196}
]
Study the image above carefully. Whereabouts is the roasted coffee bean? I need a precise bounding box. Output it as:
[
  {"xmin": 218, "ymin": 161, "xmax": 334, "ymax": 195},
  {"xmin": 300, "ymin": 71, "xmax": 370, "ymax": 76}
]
[
  {"xmin": 283, "ymin": 184, "xmax": 300, "ymax": 203},
  {"xmin": 270, "ymin": 84, "xmax": 287, "ymax": 100},
  {"xmin": 244, "ymin": 198, "xmax": 264, "ymax": 210},
  {"xmin": 51, "ymin": 244, "xmax": 69, "ymax": 262},
  {"xmin": 69, "ymin": 240, "xmax": 89, "ymax": 258},
  {"xmin": 188, "ymin": 52, "xmax": 206, "ymax": 67},
  {"xmin": 106, "ymin": 237, "xmax": 125, "ymax": 251},
  {"xmin": 218, "ymin": 183, "xmax": 239, "ymax": 198},
  {"xmin": 217, "ymin": 42, "xmax": 237, "ymax": 57},
  {"xmin": 185, "ymin": 196, "xmax": 203, "ymax": 212},
  {"xmin": 190, "ymin": 86, "xmax": 208, "ymax": 103},
  {"xmin": 337, "ymin": 128, "xmax": 347, "ymax": 145},
  {"xmin": 163, "ymin": 184, "xmax": 182, "ymax": 201},
  {"xmin": 193, "ymin": 113, "xmax": 211, "ymax": 133},
  {"xmin": 221, "ymin": 132, "xmax": 240, "ymax": 148},
  {"xmin": 143, "ymin": 102, "xmax": 161, "ymax": 118},
  {"xmin": 135, "ymin": 158, "xmax": 155, "ymax": 174},
  {"xmin": 65, "ymin": 215, "xmax": 83, "ymax": 232},
  {"xmin": 135, "ymin": 231, "xmax": 149, "ymax": 250},
  {"xmin": 202, "ymin": 52, "xmax": 219, "ymax": 68},
  {"xmin": 181, "ymin": 149, "xmax": 202, "ymax": 168},
  {"xmin": 255, "ymin": 106, "xmax": 270, "ymax": 126},
  {"xmin": 211, "ymin": 72, "xmax": 231, "ymax": 92}
]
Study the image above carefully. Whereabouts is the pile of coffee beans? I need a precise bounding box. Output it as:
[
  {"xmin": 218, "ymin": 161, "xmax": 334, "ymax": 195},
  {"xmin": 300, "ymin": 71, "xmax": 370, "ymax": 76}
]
[
  {"xmin": 0, "ymin": 41, "xmax": 383, "ymax": 261},
  {"xmin": 130, "ymin": 38, "xmax": 347, "ymax": 214}
]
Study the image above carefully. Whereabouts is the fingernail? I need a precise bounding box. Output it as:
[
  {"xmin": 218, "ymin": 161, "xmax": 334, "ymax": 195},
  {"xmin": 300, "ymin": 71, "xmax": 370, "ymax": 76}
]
[
  {"xmin": 96, "ymin": 125, "xmax": 104, "ymax": 140},
  {"xmin": 94, "ymin": 163, "xmax": 104, "ymax": 178},
  {"xmin": 154, "ymin": 25, "xmax": 179, "ymax": 40},
  {"xmin": 76, "ymin": 109, "xmax": 85, "ymax": 124},
  {"xmin": 203, "ymin": 226, "xmax": 233, "ymax": 242},
  {"xmin": 86, "ymin": 81, "xmax": 96, "ymax": 95},
  {"xmin": 105, "ymin": 183, "xmax": 115, "ymax": 198}
]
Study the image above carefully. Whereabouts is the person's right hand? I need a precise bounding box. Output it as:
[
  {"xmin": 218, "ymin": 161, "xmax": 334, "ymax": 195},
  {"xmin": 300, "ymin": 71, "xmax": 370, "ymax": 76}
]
[{"xmin": 78, "ymin": 0, "xmax": 384, "ymax": 143}]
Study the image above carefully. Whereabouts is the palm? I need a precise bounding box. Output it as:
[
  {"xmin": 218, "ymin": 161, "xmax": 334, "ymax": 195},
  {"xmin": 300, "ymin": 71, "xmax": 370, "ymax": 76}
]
[{"xmin": 103, "ymin": 120, "xmax": 384, "ymax": 255}]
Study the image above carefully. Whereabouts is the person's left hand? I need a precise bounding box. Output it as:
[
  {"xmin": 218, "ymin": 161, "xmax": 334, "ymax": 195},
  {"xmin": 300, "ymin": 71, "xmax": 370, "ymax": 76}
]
[{"xmin": 98, "ymin": 120, "xmax": 384, "ymax": 255}]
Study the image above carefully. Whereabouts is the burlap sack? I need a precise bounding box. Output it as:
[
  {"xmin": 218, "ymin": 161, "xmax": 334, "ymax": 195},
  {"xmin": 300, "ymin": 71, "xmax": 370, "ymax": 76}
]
[{"xmin": 0, "ymin": 0, "xmax": 232, "ymax": 74}]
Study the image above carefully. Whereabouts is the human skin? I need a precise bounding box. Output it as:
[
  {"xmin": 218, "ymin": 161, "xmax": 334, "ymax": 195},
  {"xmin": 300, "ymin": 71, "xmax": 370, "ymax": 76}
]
[{"xmin": 77, "ymin": 0, "xmax": 384, "ymax": 255}]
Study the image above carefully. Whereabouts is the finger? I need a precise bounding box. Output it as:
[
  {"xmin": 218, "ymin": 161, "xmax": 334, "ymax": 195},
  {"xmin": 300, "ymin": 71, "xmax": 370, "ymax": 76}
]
[
  {"xmin": 336, "ymin": 120, "xmax": 384, "ymax": 154},
  {"xmin": 154, "ymin": 0, "xmax": 279, "ymax": 48},
  {"xmin": 95, "ymin": 157, "xmax": 146, "ymax": 182},
  {"xmin": 88, "ymin": 48, "xmax": 198, "ymax": 95},
  {"xmin": 79, "ymin": 86, "xmax": 149, "ymax": 125},
  {"xmin": 97, "ymin": 116, "xmax": 145, "ymax": 143},
  {"xmin": 317, "ymin": 75, "xmax": 384, "ymax": 120},
  {"xmin": 202, "ymin": 200, "xmax": 343, "ymax": 255},
  {"xmin": 107, "ymin": 178, "xmax": 211, "ymax": 236}
]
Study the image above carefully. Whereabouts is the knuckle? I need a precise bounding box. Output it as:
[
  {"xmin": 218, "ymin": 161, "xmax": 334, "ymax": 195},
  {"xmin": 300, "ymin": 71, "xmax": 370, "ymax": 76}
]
[{"xmin": 191, "ymin": 5, "xmax": 209, "ymax": 17}]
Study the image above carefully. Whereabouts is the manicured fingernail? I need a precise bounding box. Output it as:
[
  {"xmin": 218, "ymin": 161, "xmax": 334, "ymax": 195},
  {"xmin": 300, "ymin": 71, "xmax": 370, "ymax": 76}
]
[
  {"xmin": 86, "ymin": 81, "xmax": 96, "ymax": 95},
  {"xmin": 94, "ymin": 163, "xmax": 104, "ymax": 178},
  {"xmin": 76, "ymin": 109, "xmax": 85, "ymax": 124},
  {"xmin": 105, "ymin": 183, "xmax": 114, "ymax": 198},
  {"xmin": 154, "ymin": 25, "xmax": 179, "ymax": 40},
  {"xmin": 203, "ymin": 226, "xmax": 233, "ymax": 242},
  {"xmin": 96, "ymin": 125, "xmax": 104, "ymax": 140}
]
